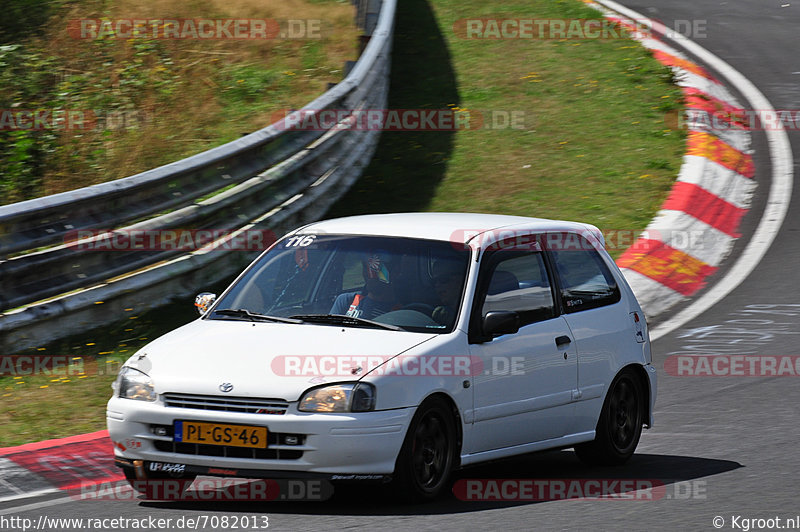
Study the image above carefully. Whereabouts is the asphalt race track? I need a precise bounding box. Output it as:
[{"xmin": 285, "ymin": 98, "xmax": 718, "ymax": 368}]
[{"xmin": 2, "ymin": 1, "xmax": 799, "ymax": 530}]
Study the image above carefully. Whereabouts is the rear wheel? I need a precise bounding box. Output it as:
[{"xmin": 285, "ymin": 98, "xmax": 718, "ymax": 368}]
[
  {"xmin": 392, "ymin": 397, "xmax": 457, "ymax": 502},
  {"xmin": 574, "ymin": 369, "xmax": 644, "ymax": 466}
]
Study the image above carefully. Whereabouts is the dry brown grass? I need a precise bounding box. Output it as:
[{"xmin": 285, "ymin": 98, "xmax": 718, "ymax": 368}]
[{"xmin": 22, "ymin": 0, "xmax": 360, "ymax": 196}]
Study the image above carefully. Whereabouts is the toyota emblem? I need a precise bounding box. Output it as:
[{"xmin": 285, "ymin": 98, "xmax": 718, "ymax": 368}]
[{"xmin": 219, "ymin": 382, "xmax": 234, "ymax": 393}]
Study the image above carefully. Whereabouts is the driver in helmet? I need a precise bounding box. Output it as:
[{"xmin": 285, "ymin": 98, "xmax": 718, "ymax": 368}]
[
  {"xmin": 330, "ymin": 251, "xmax": 397, "ymax": 320},
  {"xmin": 430, "ymin": 259, "xmax": 464, "ymax": 326}
]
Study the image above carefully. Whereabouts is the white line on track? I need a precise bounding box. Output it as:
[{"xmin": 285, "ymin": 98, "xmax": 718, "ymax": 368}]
[
  {"xmin": 0, "ymin": 488, "xmax": 59, "ymax": 504},
  {"xmin": 593, "ymin": 0, "xmax": 794, "ymax": 341},
  {"xmin": 0, "ymin": 495, "xmax": 75, "ymax": 516},
  {"xmin": 0, "ymin": 485, "xmax": 136, "ymax": 515}
]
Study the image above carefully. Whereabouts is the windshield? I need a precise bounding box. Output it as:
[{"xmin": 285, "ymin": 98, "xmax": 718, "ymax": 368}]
[{"xmin": 211, "ymin": 234, "xmax": 471, "ymax": 333}]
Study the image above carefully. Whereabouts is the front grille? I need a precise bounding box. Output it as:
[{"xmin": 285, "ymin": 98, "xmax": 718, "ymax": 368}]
[
  {"xmin": 150, "ymin": 425, "xmax": 305, "ymax": 460},
  {"xmin": 162, "ymin": 393, "xmax": 289, "ymax": 415},
  {"xmin": 153, "ymin": 439, "xmax": 304, "ymax": 460}
]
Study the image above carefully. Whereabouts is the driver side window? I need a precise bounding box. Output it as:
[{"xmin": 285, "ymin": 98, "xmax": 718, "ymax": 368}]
[{"xmin": 481, "ymin": 252, "xmax": 556, "ymax": 327}]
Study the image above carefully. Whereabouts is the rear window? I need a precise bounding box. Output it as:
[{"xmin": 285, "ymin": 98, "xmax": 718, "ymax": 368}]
[{"xmin": 549, "ymin": 235, "xmax": 620, "ymax": 313}]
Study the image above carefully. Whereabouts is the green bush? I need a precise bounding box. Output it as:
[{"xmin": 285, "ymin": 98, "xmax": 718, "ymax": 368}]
[
  {"xmin": 0, "ymin": 0, "xmax": 59, "ymax": 44},
  {"xmin": 0, "ymin": 44, "xmax": 59, "ymax": 203}
]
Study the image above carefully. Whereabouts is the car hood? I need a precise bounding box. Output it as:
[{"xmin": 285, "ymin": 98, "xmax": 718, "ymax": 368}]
[{"xmin": 123, "ymin": 319, "xmax": 436, "ymax": 401}]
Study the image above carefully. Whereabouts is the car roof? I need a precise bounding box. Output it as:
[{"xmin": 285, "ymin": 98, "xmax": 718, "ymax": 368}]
[{"xmin": 295, "ymin": 212, "xmax": 603, "ymax": 245}]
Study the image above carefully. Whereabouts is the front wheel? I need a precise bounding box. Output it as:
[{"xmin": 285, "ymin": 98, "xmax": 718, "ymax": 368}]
[
  {"xmin": 392, "ymin": 397, "xmax": 457, "ymax": 502},
  {"xmin": 574, "ymin": 369, "xmax": 644, "ymax": 466}
]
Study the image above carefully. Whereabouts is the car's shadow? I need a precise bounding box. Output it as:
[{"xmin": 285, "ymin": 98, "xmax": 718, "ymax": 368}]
[
  {"xmin": 140, "ymin": 450, "xmax": 742, "ymax": 515},
  {"xmin": 324, "ymin": 0, "xmax": 459, "ymax": 217}
]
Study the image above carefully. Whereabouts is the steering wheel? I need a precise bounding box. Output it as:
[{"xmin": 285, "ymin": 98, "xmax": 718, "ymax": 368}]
[{"xmin": 401, "ymin": 303, "xmax": 435, "ymax": 315}]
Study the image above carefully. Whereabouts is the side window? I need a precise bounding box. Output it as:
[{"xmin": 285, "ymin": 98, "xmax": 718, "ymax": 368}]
[
  {"xmin": 550, "ymin": 238, "xmax": 620, "ymax": 313},
  {"xmin": 480, "ymin": 252, "xmax": 556, "ymax": 326}
]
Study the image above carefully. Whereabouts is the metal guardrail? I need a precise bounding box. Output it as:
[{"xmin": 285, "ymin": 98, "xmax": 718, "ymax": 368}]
[{"xmin": 0, "ymin": 0, "xmax": 396, "ymax": 351}]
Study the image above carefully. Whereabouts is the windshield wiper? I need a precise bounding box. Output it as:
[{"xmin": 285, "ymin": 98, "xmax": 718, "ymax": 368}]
[
  {"xmin": 214, "ymin": 308, "xmax": 302, "ymax": 324},
  {"xmin": 289, "ymin": 314, "xmax": 402, "ymax": 331}
]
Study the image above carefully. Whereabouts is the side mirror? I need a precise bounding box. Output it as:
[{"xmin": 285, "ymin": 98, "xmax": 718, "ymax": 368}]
[
  {"xmin": 195, "ymin": 292, "xmax": 216, "ymax": 315},
  {"xmin": 482, "ymin": 311, "xmax": 520, "ymax": 337}
]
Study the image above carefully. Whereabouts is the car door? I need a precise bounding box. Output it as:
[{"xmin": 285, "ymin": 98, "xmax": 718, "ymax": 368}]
[
  {"xmin": 467, "ymin": 248, "xmax": 578, "ymax": 453},
  {"xmin": 546, "ymin": 232, "xmax": 628, "ymax": 434}
]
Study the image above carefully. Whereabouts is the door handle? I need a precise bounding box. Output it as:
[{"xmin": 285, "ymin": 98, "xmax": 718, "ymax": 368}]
[{"xmin": 555, "ymin": 335, "xmax": 571, "ymax": 347}]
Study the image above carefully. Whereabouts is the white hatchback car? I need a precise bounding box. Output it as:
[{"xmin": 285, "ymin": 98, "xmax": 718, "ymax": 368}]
[{"xmin": 107, "ymin": 213, "xmax": 656, "ymax": 501}]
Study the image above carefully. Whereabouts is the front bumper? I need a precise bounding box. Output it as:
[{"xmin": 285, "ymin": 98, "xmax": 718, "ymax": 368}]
[{"xmin": 107, "ymin": 396, "xmax": 414, "ymax": 476}]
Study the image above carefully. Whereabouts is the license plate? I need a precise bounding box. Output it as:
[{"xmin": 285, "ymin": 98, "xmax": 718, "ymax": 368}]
[{"xmin": 174, "ymin": 421, "xmax": 268, "ymax": 449}]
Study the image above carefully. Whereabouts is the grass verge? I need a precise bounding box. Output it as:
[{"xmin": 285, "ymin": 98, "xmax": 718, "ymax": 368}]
[
  {"xmin": 0, "ymin": 354, "xmax": 127, "ymax": 447},
  {"xmin": 0, "ymin": 289, "xmax": 205, "ymax": 447}
]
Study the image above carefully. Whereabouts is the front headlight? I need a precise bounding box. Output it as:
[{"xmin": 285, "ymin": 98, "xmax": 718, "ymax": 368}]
[
  {"xmin": 115, "ymin": 366, "xmax": 156, "ymax": 402},
  {"xmin": 298, "ymin": 383, "xmax": 375, "ymax": 413}
]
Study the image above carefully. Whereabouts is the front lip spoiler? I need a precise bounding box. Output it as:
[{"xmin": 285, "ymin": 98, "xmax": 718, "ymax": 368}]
[{"xmin": 114, "ymin": 457, "xmax": 392, "ymax": 484}]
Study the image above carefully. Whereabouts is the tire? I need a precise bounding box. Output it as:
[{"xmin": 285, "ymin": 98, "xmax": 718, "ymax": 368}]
[
  {"xmin": 392, "ymin": 397, "xmax": 457, "ymax": 502},
  {"xmin": 124, "ymin": 467, "xmax": 196, "ymax": 499},
  {"xmin": 574, "ymin": 369, "xmax": 644, "ymax": 466}
]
